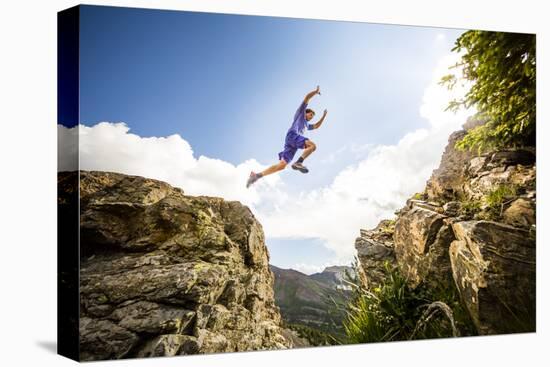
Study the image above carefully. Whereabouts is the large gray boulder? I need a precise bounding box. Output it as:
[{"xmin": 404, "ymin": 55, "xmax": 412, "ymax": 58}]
[
  {"xmin": 355, "ymin": 220, "xmax": 396, "ymax": 288},
  {"xmin": 449, "ymin": 220, "xmax": 535, "ymax": 335},
  {"xmin": 60, "ymin": 171, "xmax": 291, "ymax": 361},
  {"xmin": 502, "ymin": 198, "xmax": 536, "ymax": 228},
  {"xmin": 393, "ymin": 202, "xmax": 454, "ymax": 289}
]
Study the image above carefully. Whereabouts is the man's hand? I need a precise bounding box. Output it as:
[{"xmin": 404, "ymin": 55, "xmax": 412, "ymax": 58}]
[
  {"xmin": 304, "ymin": 85, "xmax": 321, "ymax": 104},
  {"xmin": 311, "ymin": 109, "xmax": 328, "ymax": 130}
]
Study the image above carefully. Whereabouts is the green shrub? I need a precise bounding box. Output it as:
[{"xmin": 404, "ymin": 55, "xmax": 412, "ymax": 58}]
[
  {"xmin": 343, "ymin": 261, "xmax": 477, "ymax": 343},
  {"xmin": 485, "ymin": 184, "xmax": 517, "ymax": 207},
  {"xmin": 441, "ymin": 31, "xmax": 536, "ymax": 152},
  {"xmin": 480, "ymin": 184, "xmax": 517, "ymax": 220}
]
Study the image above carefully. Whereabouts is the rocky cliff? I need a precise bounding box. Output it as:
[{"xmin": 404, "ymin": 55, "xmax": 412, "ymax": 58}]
[
  {"xmin": 355, "ymin": 121, "xmax": 536, "ymax": 335},
  {"xmin": 59, "ymin": 171, "xmax": 291, "ymax": 361}
]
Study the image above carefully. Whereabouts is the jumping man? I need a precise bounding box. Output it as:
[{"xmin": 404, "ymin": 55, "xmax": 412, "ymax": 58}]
[{"xmin": 246, "ymin": 85, "xmax": 328, "ymax": 188}]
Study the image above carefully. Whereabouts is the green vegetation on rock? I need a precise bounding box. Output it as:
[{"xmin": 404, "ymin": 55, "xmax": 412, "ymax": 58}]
[
  {"xmin": 455, "ymin": 183, "xmax": 519, "ymax": 221},
  {"xmin": 379, "ymin": 219, "xmax": 396, "ymax": 234},
  {"xmin": 483, "ymin": 183, "xmax": 518, "ymax": 220},
  {"xmin": 344, "ymin": 261, "xmax": 476, "ymax": 343}
]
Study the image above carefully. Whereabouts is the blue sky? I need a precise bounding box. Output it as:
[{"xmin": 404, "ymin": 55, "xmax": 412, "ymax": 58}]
[{"xmin": 73, "ymin": 5, "xmax": 467, "ymax": 274}]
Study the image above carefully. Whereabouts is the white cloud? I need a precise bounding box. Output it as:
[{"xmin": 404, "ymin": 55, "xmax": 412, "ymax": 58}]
[
  {"xmin": 319, "ymin": 143, "xmax": 374, "ymax": 165},
  {"xmin": 58, "ymin": 122, "xmax": 282, "ymax": 207},
  {"xmin": 420, "ymin": 53, "xmax": 473, "ymax": 128}
]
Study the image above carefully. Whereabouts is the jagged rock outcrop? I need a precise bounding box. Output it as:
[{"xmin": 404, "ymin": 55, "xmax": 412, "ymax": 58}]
[
  {"xmin": 394, "ymin": 201, "xmax": 455, "ymax": 290},
  {"xmin": 354, "ymin": 220, "xmax": 396, "ymax": 288},
  {"xmin": 503, "ymin": 198, "xmax": 536, "ymax": 227},
  {"xmin": 354, "ymin": 120, "xmax": 536, "ymax": 336},
  {"xmin": 59, "ymin": 171, "xmax": 291, "ymax": 361},
  {"xmin": 450, "ymin": 220, "xmax": 535, "ymax": 334},
  {"xmin": 425, "ymin": 129, "xmax": 476, "ymax": 201},
  {"xmin": 425, "ymin": 116, "xmax": 486, "ymax": 201},
  {"xmin": 462, "ymin": 149, "xmax": 536, "ymax": 203}
]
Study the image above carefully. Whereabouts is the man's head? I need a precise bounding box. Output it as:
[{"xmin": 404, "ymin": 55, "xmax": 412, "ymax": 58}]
[{"xmin": 305, "ymin": 108, "xmax": 315, "ymax": 121}]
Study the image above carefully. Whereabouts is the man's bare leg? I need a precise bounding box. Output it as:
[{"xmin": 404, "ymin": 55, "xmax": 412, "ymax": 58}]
[
  {"xmin": 246, "ymin": 160, "xmax": 287, "ymax": 188},
  {"xmin": 259, "ymin": 160, "xmax": 288, "ymax": 177},
  {"xmin": 292, "ymin": 140, "xmax": 316, "ymax": 173},
  {"xmin": 300, "ymin": 140, "xmax": 317, "ymax": 160}
]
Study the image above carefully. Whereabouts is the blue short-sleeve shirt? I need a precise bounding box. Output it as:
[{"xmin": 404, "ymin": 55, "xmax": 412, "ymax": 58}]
[{"xmin": 288, "ymin": 101, "xmax": 314, "ymax": 134}]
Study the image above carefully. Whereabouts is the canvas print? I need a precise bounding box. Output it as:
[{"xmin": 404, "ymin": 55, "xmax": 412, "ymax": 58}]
[{"xmin": 57, "ymin": 4, "xmax": 536, "ymax": 362}]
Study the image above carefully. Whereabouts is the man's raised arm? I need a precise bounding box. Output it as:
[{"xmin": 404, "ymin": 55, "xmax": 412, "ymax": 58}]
[
  {"xmin": 303, "ymin": 85, "xmax": 321, "ymax": 104},
  {"xmin": 309, "ymin": 109, "xmax": 328, "ymax": 130}
]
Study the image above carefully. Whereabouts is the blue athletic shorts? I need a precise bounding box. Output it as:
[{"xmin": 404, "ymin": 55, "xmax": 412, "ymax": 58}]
[{"xmin": 278, "ymin": 130, "xmax": 308, "ymax": 163}]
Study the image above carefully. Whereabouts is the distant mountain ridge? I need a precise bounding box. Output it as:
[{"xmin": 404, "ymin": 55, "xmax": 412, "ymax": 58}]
[
  {"xmin": 309, "ymin": 266, "xmax": 354, "ymax": 291},
  {"xmin": 270, "ymin": 265, "xmax": 353, "ymax": 341}
]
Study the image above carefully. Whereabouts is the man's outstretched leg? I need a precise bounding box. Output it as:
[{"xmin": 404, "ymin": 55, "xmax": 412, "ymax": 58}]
[
  {"xmin": 246, "ymin": 160, "xmax": 287, "ymax": 188},
  {"xmin": 292, "ymin": 140, "xmax": 316, "ymax": 173}
]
